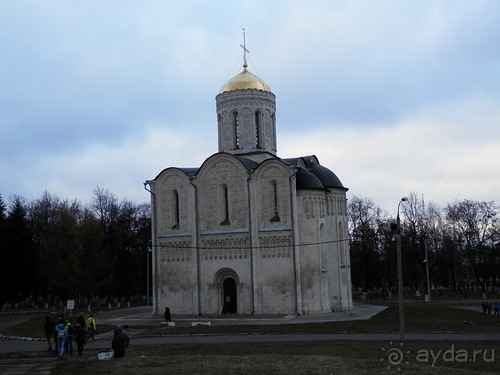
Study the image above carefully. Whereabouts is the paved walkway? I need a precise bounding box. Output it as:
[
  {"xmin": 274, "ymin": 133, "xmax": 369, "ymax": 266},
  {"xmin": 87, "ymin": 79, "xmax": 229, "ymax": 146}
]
[
  {"xmin": 0, "ymin": 358, "xmax": 56, "ymax": 375},
  {"xmin": 95, "ymin": 302, "xmax": 388, "ymax": 328}
]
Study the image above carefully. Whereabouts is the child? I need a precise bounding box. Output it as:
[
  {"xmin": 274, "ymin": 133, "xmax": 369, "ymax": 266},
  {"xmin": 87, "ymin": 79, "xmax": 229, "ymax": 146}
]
[{"xmin": 86, "ymin": 314, "xmax": 96, "ymax": 341}]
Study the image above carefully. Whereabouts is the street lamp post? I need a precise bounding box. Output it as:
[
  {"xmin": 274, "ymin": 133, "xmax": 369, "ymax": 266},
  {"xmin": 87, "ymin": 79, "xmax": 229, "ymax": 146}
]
[
  {"xmin": 396, "ymin": 197, "xmax": 408, "ymax": 341},
  {"xmin": 423, "ymin": 238, "xmax": 431, "ymax": 303}
]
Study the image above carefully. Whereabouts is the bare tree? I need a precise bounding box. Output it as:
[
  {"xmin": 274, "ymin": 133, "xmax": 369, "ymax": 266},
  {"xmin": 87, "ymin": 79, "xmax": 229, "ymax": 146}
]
[
  {"xmin": 399, "ymin": 192, "xmax": 428, "ymax": 293},
  {"xmin": 444, "ymin": 199, "xmax": 500, "ymax": 297},
  {"xmin": 348, "ymin": 196, "xmax": 388, "ymax": 290}
]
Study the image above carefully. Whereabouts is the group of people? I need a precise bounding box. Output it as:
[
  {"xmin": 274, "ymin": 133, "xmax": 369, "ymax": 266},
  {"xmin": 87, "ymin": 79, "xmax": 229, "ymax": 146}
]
[
  {"xmin": 44, "ymin": 313, "xmax": 97, "ymax": 356},
  {"xmin": 481, "ymin": 301, "xmax": 500, "ymax": 315},
  {"xmin": 43, "ymin": 312, "xmax": 130, "ymax": 358}
]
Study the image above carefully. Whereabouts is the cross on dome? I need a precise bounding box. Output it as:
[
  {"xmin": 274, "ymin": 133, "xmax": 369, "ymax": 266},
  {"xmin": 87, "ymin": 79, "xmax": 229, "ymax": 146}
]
[
  {"xmin": 240, "ymin": 28, "xmax": 249, "ymax": 68},
  {"xmin": 218, "ymin": 29, "xmax": 271, "ymax": 93}
]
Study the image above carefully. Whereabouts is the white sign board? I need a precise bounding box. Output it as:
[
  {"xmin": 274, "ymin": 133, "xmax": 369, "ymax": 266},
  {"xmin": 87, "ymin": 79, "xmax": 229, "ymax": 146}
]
[{"xmin": 66, "ymin": 299, "xmax": 75, "ymax": 310}]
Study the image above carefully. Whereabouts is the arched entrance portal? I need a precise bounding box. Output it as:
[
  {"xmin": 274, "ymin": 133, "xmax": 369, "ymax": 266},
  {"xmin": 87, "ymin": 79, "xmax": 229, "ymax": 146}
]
[
  {"xmin": 213, "ymin": 268, "xmax": 239, "ymax": 314},
  {"xmin": 222, "ymin": 277, "xmax": 237, "ymax": 314}
]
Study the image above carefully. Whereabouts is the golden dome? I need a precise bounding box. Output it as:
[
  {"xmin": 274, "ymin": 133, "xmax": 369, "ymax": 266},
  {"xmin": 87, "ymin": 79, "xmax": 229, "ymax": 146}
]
[{"xmin": 219, "ymin": 66, "xmax": 271, "ymax": 94}]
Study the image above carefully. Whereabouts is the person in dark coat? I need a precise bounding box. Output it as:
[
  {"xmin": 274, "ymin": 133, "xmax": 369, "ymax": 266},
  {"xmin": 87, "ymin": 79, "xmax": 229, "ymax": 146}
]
[
  {"xmin": 164, "ymin": 307, "xmax": 171, "ymax": 322},
  {"xmin": 76, "ymin": 312, "xmax": 86, "ymax": 327},
  {"xmin": 64, "ymin": 320, "xmax": 74, "ymax": 354},
  {"xmin": 74, "ymin": 323, "xmax": 87, "ymax": 356},
  {"xmin": 44, "ymin": 316, "xmax": 54, "ymax": 351},
  {"xmin": 111, "ymin": 325, "xmax": 130, "ymax": 358}
]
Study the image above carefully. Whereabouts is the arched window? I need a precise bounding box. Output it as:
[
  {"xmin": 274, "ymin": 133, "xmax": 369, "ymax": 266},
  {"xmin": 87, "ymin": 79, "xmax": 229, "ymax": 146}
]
[
  {"xmin": 233, "ymin": 112, "xmax": 240, "ymax": 149},
  {"xmin": 220, "ymin": 184, "xmax": 230, "ymax": 225},
  {"xmin": 270, "ymin": 180, "xmax": 280, "ymax": 222},
  {"xmin": 255, "ymin": 111, "xmax": 262, "ymax": 148},
  {"xmin": 271, "ymin": 112, "xmax": 277, "ymax": 150},
  {"xmin": 171, "ymin": 190, "xmax": 180, "ymax": 229}
]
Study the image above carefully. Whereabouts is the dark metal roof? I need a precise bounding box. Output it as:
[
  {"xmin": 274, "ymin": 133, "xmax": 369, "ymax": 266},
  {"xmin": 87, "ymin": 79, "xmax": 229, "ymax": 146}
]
[
  {"xmin": 178, "ymin": 167, "xmax": 199, "ymax": 176},
  {"xmin": 282, "ymin": 155, "xmax": 347, "ymax": 191},
  {"xmin": 281, "ymin": 155, "xmax": 317, "ymax": 167},
  {"xmin": 295, "ymin": 167, "xmax": 325, "ymax": 190},
  {"xmin": 281, "ymin": 156, "xmax": 303, "ymax": 166},
  {"xmin": 153, "ymin": 153, "xmax": 347, "ymax": 192},
  {"xmin": 234, "ymin": 156, "xmax": 259, "ymax": 171},
  {"xmin": 309, "ymin": 162, "xmax": 345, "ymax": 189},
  {"xmin": 153, "ymin": 166, "xmax": 199, "ymax": 180}
]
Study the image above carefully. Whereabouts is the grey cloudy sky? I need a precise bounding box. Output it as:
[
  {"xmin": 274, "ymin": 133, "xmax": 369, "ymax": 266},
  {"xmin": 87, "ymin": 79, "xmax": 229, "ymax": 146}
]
[{"xmin": 1, "ymin": 0, "xmax": 499, "ymax": 214}]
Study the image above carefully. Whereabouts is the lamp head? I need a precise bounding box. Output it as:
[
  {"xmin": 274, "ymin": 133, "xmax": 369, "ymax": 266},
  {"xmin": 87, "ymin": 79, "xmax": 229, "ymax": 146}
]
[{"xmin": 401, "ymin": 197, "xmax": 408, "ymax": 202}]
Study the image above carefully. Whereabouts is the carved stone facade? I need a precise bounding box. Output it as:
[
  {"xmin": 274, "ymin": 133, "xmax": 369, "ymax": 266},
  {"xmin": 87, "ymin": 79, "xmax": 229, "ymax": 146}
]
[{"xmin": 146, "ymin": 64, "xmax": 352, "ymax": 315}]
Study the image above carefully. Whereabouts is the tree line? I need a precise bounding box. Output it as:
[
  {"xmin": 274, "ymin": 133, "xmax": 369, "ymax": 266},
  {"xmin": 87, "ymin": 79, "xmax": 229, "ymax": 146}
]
[
  {"xmin": 1, "ymin": 188, "xmax": 499, "ymax": 307},
  {"xmin": 0, "ymin": 188, "xmax": 151, "ymax": 308},
  {"xmin": 348, "ymin": 192, "xmax": 500, "ymax": 297}
]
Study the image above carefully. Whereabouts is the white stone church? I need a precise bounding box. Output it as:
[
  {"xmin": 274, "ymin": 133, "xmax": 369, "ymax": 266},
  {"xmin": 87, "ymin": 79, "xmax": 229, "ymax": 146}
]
[{"xmin": 145, "ymin": 51, "xmax": 352, "ymax": 316}]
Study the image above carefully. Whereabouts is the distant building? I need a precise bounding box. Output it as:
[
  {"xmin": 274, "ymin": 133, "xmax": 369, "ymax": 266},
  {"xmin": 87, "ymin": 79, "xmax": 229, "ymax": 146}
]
[{"xmin": 145, "ymin": 51, "xmax": 352, "ymax": 315}]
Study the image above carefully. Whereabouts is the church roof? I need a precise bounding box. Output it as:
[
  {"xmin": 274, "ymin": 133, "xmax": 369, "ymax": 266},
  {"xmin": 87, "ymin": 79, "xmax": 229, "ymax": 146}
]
[
  {"xmin": 282, "ymin": 155, "xmax": 348, "ymax": 191},
  {"xmin": 178, "ymin": 167, "xmax": 199, "ymax": 176},
  {"xmin": 151, "ymin": 166, "xmax": 199, "ymax": 180},
  {"xmin": 295, "ymin": 167, "xmax": 325, "ymax": 190},
  {"xmin": 219, "ymin": 67, "xmax": 271, "ymax": 94},
  {"xmin": 309, "ymin": 162, "xmax": 345, "ymax": 189},
  {"xmin": 153, "ymin": 154, "xmax": 346, "ymax": 192},
  {"xmin": 234, "ymin": 156, "xmax": 259, "ymax": 170}
]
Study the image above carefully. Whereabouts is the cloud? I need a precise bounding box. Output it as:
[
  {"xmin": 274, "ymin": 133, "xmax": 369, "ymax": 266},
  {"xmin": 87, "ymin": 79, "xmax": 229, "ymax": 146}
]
[
  {"xmin": 1, "ymin": 0, "xmax": 499, "ymax": 213},
  {"xmin": 14, "ymin": 123, "xmax": 216, "ymax": 204},
  {"xmin": 279, "ymin": 95, "xmax": 500, "ymax": 212}
]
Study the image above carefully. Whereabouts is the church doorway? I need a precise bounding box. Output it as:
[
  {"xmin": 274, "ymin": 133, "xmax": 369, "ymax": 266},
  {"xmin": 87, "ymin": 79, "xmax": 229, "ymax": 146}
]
[
  {"xmin": 222, "ymin": 277, "xmax": 237, "ymax": 314},
  {"xmin": 214, "ymin": 268, "xmax": 239, "ymax": 314}
]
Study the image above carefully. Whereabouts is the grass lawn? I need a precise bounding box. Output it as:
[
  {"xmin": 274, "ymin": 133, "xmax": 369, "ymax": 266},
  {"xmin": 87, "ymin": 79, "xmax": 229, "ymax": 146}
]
[
  {"xmin": 139, "ymin": 302, "xmax": 500, "ymax": 336},
  {"xmin": 50, "ymin": 341, "xmax": 500, "ymax": 375},
  {"xmin": 2, "ymin": 302, "xmax": 500, "ymax": 374}
]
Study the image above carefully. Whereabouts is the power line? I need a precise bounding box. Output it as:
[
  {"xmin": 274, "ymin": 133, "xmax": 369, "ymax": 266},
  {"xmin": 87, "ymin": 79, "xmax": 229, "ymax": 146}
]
[
  {"xmin": 154, "ymin": 237, "xmax": 350, "ymax": 251},
  {"xmin": 29, "ymin": 227, "xmax": 352, "ymax": 250}
]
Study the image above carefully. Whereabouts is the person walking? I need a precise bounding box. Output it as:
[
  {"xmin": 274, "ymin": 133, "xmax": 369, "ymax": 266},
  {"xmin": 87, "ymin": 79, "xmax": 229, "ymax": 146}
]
[
  {"xmin": 43, "ymin": 316, "xmax": 54, "ymax": 351},
  {"xmin": 86, "ymin": 314, "xmax": 96, "ymax": 341},
  {"xmin": 54, "ymin": 322, "xmax": 67, "ymax": 357},
  {"xmin": 64, "ymin": 320, "xmax": 74, "ymax": 354},
  {"xmin": 76, "ymin": 312, "xmax": 86, "ymax": 327},
  {"xmin": 74, "ymin": 323, "xmax": 87, "ymax": 356},
  {"xmin": 111, "ymin": 325, "xmax": 130, "ymax": 358}
]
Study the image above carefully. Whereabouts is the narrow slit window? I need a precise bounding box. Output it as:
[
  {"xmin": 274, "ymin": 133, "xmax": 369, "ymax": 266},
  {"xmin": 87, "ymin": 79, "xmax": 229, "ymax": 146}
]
[
  {"xmin": 255, "ymin": 111, "xmax": 261, "ymax": 148},
  {"xmin": 220, "ymin": 185, "xmax": 230, "ymax": 225},
  {"xmin": 272, "ymin": 113, "xmax": 277, "ymax": 150},
  {"xmin": 171, "ymin": 190, "xmax": 180, "ymax": 229},
  {"xmin": 233, "ymin": 112, "xmax": 240, "ymax": 149},
  {"xmin": 270, "ymin": 181, "xmax": 281, "ymax": 222}
]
